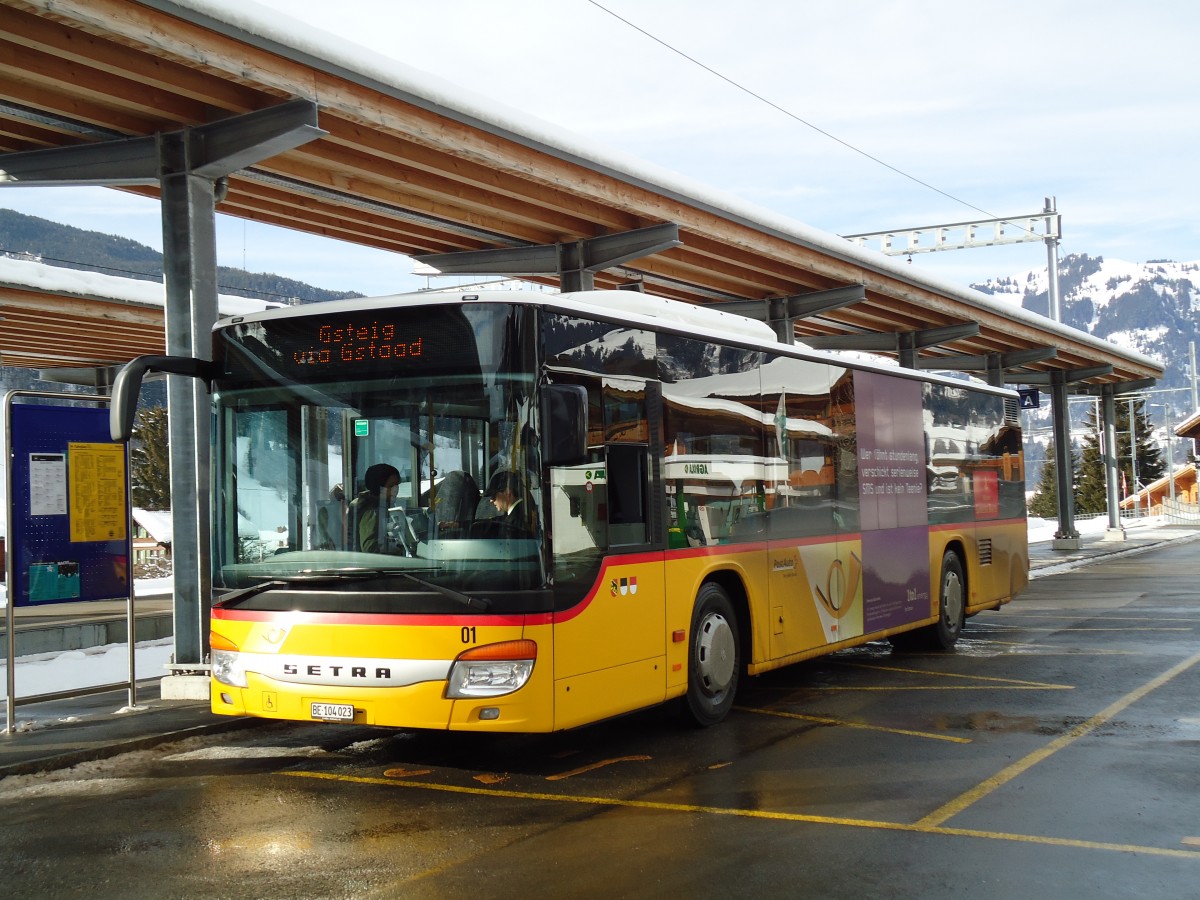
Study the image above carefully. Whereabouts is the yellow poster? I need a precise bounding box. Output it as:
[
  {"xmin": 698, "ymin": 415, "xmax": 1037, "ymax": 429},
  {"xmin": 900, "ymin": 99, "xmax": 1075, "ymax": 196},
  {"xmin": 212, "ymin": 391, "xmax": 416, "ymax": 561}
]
[{"xmin": 68, "ymin": 442, "xmax": 128, "ymax": 543}]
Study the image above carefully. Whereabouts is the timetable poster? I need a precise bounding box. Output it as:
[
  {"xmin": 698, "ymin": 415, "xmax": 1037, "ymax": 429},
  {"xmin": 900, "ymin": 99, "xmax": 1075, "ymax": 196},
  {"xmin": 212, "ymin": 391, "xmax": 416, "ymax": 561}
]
[{"xmin": 8, "ymin": 402, "xmax": 132, "ymax": 606}]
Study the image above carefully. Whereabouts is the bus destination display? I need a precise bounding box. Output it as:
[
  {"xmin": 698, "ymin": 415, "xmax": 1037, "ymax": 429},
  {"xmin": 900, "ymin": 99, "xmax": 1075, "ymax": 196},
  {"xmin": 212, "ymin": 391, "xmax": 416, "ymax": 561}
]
[
  {"xmin": 219, "ymin": 306, "xmax": 490, "ymax": 382},
  {"xmin": 295, "ymin": 321, "xmax": 423, "ymax": 366}
]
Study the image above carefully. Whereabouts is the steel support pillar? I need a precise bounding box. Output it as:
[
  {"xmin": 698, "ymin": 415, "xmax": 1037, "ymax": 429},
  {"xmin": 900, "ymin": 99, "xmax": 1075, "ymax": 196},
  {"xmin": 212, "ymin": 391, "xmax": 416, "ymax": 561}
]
[
  {"xmin": 711, "ymin": 285, "xmax": 867, "ymax": 345},
  {"xmin": 0, "ymin": 100, "xmax": 324, "ymax": 668},
  {"xmin": 806, "ymin": 322, "xmax": 979, "ymax": 365},
  {"xmin": 1045, "ymin": 197, "xmax": 1063, "ymax": 322},
  {"xmin": 1100, "ymin": 386, "xmax": 1125, "ymax": 541},
  {"xmin": 1050, "ymin": 372, "xmax": 1081, "ymax": 548},
  {"xmin": 159, "ymin": 133, "xmax": 218, "ymax": 665},
  {"xmin": 985, "ymin": 354, "xmax": 1004, "ymax": 389}
]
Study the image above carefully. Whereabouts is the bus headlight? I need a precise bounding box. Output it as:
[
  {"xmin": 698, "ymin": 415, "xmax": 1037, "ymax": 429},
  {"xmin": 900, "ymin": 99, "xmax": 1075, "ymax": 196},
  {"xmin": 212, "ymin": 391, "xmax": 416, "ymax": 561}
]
[
  {"xmin": 210, "ymin": 632, "xmax": 249, "ymax": 688},
  {"xmin": 446, "ymin": 639, "xmax": 536, "ymax": 698}
]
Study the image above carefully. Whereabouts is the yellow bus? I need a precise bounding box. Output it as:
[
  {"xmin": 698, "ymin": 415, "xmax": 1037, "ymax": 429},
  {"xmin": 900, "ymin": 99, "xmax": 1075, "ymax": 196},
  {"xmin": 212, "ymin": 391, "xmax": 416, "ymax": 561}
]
[{"xmin": 120, "ymin": 289, "xmax": 1027, "ymax": 731}]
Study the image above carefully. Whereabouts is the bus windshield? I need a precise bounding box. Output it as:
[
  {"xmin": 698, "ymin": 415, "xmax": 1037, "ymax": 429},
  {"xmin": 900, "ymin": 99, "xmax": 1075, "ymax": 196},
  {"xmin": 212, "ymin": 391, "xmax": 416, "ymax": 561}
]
[{"xmin": 209, "ymin": 302, "xmax": 546, "ymax": 608}]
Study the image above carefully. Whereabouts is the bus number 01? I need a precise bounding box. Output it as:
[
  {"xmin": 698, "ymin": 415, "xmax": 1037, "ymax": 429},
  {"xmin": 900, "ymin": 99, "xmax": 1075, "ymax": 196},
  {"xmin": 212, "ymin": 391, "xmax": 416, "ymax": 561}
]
[{"xmin": 461, "ymin": 626, "xmax": 476, "ymax": 644}]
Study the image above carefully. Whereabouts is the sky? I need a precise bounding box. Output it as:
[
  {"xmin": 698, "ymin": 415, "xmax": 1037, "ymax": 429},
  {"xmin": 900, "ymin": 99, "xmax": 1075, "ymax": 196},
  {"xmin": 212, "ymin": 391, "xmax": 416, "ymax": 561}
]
[{"xmin": 2, "ymin": 0, "xmax": 1199, "ymax": 297}]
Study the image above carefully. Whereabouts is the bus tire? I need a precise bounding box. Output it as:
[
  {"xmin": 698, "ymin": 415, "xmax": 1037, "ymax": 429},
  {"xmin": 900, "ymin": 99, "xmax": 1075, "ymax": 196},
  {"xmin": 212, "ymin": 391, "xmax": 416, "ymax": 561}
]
[
  {"xmin": 682, "ymin": 582, "xmax": 741, "ymax": 727},
  {"xmin": 890, "ymin": 550, "xmax": 965, "ymax": 652},
  {"xmin": 930, "ymin": 550, "xmax": 966, "ymax": 651}
]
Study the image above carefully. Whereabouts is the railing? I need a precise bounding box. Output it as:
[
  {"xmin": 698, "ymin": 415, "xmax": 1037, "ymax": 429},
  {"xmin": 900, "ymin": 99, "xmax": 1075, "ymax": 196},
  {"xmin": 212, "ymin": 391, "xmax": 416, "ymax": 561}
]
[
  {"xmin": 1159, "ymin": 499, "xmax": 1200, "ymax": 523},
  {"xmin": 1073, "ymin": 503, "xmax": 1200, "ymax": 524}
]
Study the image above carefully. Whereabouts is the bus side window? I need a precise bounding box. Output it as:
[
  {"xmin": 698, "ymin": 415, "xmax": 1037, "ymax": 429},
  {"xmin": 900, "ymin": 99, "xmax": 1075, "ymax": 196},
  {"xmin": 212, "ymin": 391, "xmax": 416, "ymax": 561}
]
[{"xmin": 607, "ymin": 443, "xmax": 648, "ymax": 546}]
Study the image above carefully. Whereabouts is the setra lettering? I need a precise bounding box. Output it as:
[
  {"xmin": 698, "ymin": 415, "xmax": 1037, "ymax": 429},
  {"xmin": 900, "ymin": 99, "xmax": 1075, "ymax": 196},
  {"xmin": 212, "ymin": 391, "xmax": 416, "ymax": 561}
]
[{"xmin": 280, "ymin": 661, "xmax": 395, "ymax": 682}]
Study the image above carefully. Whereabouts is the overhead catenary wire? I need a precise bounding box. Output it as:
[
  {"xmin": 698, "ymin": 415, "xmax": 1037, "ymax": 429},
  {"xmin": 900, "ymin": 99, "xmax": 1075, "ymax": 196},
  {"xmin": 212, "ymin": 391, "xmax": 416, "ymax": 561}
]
[{"xmin": 584, "ymin": 0, "xmax": 1038, "ymax": 237}]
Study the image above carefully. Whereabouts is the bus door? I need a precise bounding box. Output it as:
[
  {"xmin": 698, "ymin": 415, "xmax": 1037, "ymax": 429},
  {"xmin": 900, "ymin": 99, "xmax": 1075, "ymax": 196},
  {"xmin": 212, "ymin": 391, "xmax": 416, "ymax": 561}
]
[
  {"xmin": 763, "ymin": 357, "xmax": 864, "ymax": 659},
  {"xmin": 551, "ymin": 376, "xmax": 666, "ymax": 727}
]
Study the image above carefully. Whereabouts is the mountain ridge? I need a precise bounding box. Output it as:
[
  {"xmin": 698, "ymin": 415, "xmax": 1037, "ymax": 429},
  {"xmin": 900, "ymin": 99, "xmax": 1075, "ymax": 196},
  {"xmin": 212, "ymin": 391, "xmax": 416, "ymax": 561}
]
[
  {"xmin": 0, "ymin": 207, "xmax": 362, "ymax": 306},
  {"xmin": 970, "ymin": 253, "xmax": 1193, "ymax": 398}
]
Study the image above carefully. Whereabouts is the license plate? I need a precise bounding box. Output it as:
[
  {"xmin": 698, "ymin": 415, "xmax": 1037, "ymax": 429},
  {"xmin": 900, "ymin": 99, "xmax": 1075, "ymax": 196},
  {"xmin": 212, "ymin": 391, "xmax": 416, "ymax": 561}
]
[{"xmin": 311, "ymin": 702, "xmax": 355, "ymax": 722}]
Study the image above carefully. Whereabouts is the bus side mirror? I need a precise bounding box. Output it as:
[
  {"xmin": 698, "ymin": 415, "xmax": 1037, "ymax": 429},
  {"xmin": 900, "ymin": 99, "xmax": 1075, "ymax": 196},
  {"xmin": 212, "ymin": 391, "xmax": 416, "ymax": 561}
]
[
  {"xmin": 110, "ymin": 355, "xmax": 215, "ymax": 441},
  {"xmin": 542, "ymin": 384, "xmax": 588, "ymax": 466}
]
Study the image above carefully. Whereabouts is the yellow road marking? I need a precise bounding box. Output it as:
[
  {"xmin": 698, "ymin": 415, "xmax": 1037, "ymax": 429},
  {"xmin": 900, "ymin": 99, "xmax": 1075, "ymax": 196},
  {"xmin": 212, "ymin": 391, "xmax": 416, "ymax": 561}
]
[
  {"xmin": 282, "ymin": 770, "xmax": 1200, "ymax": 861},
  {"xmin": 962, "ymin": 641, "xmax": 1137, "ymax": 654},
  {"xmin": 997, "ymin": 614, "xmax": 1200, "ymax": 623},
  {"xmin": 835, "ymin": 662, "xmax": 1071, "ymax": 689},
  {"xmin": 738, "ymin": 706, "xmax": 972, "ymax": 743},
  {"xmin": 806, "ymin": 691, "xmax": 1070, "ymax": 696},
  {"xmin": 916, "ymin": 648, "xmax": 1200, "ymax": 828},
  {"xmin": 972, "ymin": 626, "xmax": 1190, "ymax": 632},
  {"xmin": 545, "ymin": 756, "xmax": 651, "ymax": 781}
]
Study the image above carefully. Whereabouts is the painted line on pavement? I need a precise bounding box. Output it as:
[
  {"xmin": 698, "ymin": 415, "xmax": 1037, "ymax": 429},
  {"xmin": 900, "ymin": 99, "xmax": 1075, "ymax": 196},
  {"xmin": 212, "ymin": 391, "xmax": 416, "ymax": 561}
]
[
  {"xmin": 834, "ymin": 661, "xmax": 1071, "ymax": 689},
  {"xmin": 916, "ymin": 647, "xmax": 1200, "ymax": 829},
  {"xmin": 736, "ymin": 706, "xmax": 972, "ymax": 743},
  {"xmin": 282, "ymin": 769, "xmax": 1200, "ymax": 861}
]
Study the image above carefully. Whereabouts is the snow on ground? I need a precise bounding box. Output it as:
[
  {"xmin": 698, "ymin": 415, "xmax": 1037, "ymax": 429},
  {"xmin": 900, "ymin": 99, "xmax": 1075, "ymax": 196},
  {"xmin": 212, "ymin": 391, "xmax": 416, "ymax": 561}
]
[
  {"xmin": 0, "ymin": 516, "xmax": 1182, "ymax": 700},
  {"xmin": 4, "ymin": 639, "xmax": 175, "ymax": 698},
  {"xmin": 1026, "ymin": 512, "xmax": 1168, "ymax": 543},
  {"xmin": 1, "ymin": 576, "xmax": 176, "ymax": 700}
]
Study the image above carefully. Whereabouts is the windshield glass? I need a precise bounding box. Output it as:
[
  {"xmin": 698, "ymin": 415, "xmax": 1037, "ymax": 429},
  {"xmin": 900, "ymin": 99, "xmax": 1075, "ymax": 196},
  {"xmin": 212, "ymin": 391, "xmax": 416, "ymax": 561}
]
[{"xmin": 210, "ymin": 302, "xmax": 545, "ymax": 610}]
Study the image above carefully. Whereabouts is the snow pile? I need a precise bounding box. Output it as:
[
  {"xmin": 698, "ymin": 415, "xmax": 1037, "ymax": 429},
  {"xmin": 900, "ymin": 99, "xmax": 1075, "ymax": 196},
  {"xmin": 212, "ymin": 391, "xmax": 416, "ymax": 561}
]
[{"xmin": 2, "ymin": 639, "xmax": 175, "ymax": 697}]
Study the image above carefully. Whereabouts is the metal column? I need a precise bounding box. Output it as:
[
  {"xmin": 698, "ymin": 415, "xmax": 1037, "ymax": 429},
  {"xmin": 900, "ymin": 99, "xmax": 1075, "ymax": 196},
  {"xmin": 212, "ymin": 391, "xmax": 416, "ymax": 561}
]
[
  {"xmin": 159, "ymin": 133, "xmax": 218, "ymax": 665},
  {"xmin": 1101, "ymin": 387, "xmax": 1124, "ymax": 540},
  {"xmin": 414, "ymin": 223, "xmax": 682, "ymax": 291},
  {"xmin": 1044, "ymin": 197, "xmax": 1063, "ymax": 323},
  {"xmin": 1050, "ymin": 372, "xmax": 1082, "ymax": 548},
  {"xmin": 0, "ymin": 100, "xmax": 325, "ymax": 670}
]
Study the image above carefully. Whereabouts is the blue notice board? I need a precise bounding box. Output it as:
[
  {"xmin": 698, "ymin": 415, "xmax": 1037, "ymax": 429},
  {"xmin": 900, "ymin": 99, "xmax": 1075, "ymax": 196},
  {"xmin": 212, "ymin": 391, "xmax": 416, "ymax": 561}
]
[{"xmin": 9, "ymin": 403, "xmax": 132, "ymax": 607}]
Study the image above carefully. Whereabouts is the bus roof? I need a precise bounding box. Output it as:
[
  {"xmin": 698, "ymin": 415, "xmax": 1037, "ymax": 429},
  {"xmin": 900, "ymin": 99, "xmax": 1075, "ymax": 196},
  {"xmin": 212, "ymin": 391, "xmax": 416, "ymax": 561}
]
[
  {"xmin": 224, "ymin": 288, "xmax": 777, "ymax": 343},
  {"xmin": 221, "ymin": 288, "xmax": 1017, "ymax": 397}
]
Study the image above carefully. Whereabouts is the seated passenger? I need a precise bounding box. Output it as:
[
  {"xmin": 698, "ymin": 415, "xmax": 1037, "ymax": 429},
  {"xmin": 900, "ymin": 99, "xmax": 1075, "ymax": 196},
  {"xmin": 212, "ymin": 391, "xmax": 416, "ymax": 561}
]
[
  {"xmin": 475, "ymin": 469, "xmax": 534, "ymax": 538},
  {"xmin": 349, "ymin": 463, "xmax": 400, "ymax": 553}
]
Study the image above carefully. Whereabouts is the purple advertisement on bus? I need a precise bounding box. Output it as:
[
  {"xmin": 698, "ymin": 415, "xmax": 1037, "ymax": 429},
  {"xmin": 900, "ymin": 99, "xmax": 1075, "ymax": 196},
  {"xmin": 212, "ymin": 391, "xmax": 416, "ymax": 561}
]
[{"xmin": 854, "ymin": 372, "xmax": 931, "ymax": 632}]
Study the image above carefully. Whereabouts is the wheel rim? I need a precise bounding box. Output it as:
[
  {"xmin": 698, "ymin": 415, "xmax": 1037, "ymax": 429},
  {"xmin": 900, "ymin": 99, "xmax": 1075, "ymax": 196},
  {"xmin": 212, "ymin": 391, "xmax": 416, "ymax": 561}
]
[
  {"xmin": 942, "ymin": 568, "xmax": 964, "ymax": 630},
  {"xmin": 696, "ymin": 611, "xmax": 736, "ymax": 696}
]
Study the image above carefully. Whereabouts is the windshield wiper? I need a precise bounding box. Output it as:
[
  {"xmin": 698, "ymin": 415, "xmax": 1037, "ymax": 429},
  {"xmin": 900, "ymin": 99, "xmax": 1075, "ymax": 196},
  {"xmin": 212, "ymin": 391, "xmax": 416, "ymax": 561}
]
[
  {"xmin": 215, "ymin": 579, "xmax": 291, "ymax": 607},
  {"xmin": 394, "ymin": 571, "xmax": 491, "ymax": 611},
  {"xmin": 280, "ymin": 567, "xmax": 408, "ymax": 581},
  {"xmin": 217, "ymin": 568, "xmax": 491, "ymax": 612},
  {"xmin": 215, "ymin": 569, "xmax": 418, "ymax": 607}
]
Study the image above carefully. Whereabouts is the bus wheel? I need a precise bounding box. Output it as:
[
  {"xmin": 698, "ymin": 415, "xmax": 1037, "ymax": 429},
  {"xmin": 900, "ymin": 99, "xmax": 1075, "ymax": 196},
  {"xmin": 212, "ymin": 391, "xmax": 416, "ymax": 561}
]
[
  {"xmin": 931, "ymin": 550, "xmax": 966, "ymax": 651},
  {"xmin": 890, "ymin": 550, "xmax": 965, "ymax": 653},
  {"xmin": 683, "ymin": 582, "xmax": 741, "ymax": 727}
]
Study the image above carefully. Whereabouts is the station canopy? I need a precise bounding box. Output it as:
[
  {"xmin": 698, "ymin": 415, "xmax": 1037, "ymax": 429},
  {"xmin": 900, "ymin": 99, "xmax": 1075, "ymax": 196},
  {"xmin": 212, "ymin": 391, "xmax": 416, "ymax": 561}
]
[{"xmin": 0, "ymin": 0, "xmax": 1163, "ymax": 392}]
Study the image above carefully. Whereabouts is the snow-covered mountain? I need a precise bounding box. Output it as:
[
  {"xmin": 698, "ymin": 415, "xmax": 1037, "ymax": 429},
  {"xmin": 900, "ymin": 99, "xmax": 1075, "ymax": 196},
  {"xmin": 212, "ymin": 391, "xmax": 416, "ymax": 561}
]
[{"xmin": 971, "ymin": 253, "xmax": 1194, "ymax": 399}]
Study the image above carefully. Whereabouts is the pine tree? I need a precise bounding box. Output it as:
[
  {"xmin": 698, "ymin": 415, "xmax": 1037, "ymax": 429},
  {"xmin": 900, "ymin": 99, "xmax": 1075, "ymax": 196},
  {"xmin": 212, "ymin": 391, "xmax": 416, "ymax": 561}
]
[
  {"xmin": 1028, "ymin": 439, "xmax": 1079, "ymax": 518},
  {"xmin": 1075, "ymin": 399, "xmax": 1164, "ymax": 514},
  {"xmin": 1128, "ymin": 398, "xmax": 1166, "ymax": 490},
  {"xmin": 130, "ymin": 406, "xmax": 171, "ymax": 509},
  {"xmin": 1076, "ymin": 407, "xmax": 1108, "ymax": 515}
]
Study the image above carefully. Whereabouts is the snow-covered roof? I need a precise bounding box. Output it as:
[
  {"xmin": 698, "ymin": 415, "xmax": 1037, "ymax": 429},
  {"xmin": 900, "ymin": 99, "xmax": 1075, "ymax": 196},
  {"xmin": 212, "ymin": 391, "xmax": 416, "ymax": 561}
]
[
  {"xmin": 1176, "ymin": 410, "xmax": 1200, "ymax": 440},
  {"xmin": 162, "ymin": 0, "xmax": 1161, "ymax": 378},
  {"xmin": 0, "ymin": 256, "xmax": 283, "ymax": 317},
  {"xmin": 132, "ymin": 508, "xmax": 172, "ymax": 544}
]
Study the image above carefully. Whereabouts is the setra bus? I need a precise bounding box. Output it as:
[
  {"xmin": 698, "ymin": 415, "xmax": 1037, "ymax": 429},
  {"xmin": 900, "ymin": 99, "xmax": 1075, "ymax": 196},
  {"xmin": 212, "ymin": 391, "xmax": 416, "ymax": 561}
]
[{"xmin": 113, "ymin": 289, "xmax": 1028, "ymax": 731}]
